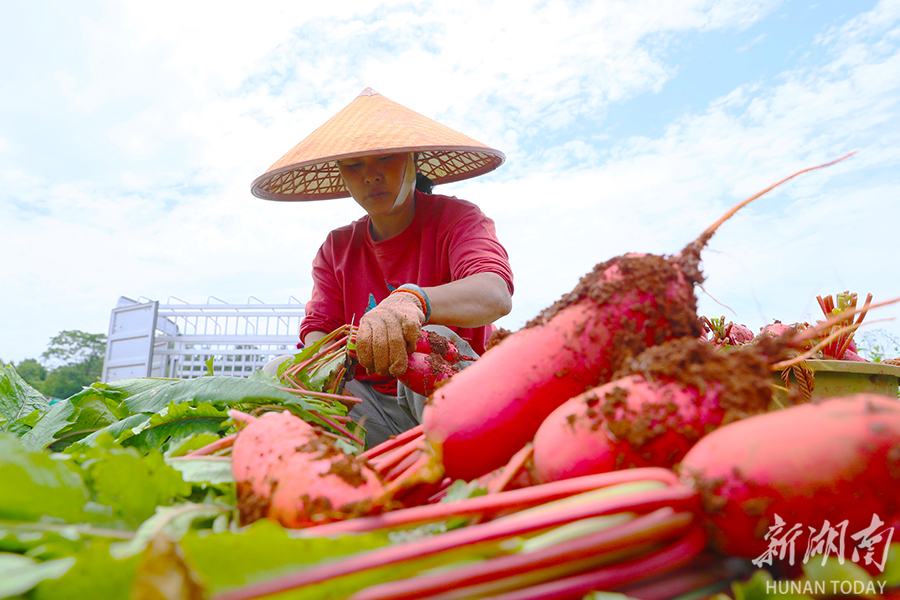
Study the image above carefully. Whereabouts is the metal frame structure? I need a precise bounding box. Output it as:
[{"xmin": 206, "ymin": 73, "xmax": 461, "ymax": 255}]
[{"xmin": 101, "ymin": 296, "xmax": 305, "ymax": 382}]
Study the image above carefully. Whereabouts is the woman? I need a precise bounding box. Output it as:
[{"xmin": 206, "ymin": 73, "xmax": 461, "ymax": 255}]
[{"xmin": 251, "ymin": 88, "xmax": 514, "ymax": 447}]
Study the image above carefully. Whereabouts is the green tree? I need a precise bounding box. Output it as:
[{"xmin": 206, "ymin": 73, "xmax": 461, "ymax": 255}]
[
  {"xmin": 15, "ymin": 358, "xmax": 48, "ymax": 391},
  {"xmin": 40, "ymin": 330, "xmax": 107, "ymax": 367},
  {"xmin": 857, "ymin": 329, "xmax": 900, "ymax": 363},
  {"xmin": 38, "ymin": 330, "xmax": 107, "ymax": 399}
]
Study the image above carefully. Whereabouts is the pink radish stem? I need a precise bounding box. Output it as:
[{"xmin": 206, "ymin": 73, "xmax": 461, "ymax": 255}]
[
  {"xmin": 180, "ymin": 433, "xmax": 237, "ymax": 457},
  {"xmin": 212, "ymin": 482, "xmax": 697, "ymax": 600},
  {"xmin": 475, "ymin": 525, "xmax": 708, "ymax": 600},
  {"xmin": 350, "ymin": 508, "xmax": 694, "ymax": 600},
  {"xmin": 301, "ymin": 468, "xmax": 680, "ymax": 537},
  {"xmin": 359, "ymin": 425, "xmax": 425, "ymax": 461}
]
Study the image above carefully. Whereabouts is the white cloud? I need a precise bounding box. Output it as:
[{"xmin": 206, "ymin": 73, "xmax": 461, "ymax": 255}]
[{"xmin": 738, "ymin": 32, "xmax": 768, "ymax": 51}]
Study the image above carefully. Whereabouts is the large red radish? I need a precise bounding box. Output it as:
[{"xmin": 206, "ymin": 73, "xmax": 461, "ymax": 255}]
[
  {"xmin": 532, "ymin": 335, "xmax": 781, "ymax": 482},
  {"xmin": 678, "ymin": 394, "xmax": 900, "ymax": 565}
]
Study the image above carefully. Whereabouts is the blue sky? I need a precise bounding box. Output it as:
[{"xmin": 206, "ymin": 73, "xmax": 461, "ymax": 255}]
[{"xmin": 2, "ymin": 0, "xmax": 899, "ymax": 364}]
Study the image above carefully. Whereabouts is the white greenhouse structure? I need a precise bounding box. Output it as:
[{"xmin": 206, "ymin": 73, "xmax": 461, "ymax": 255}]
[{"xmin": 101, "ymin": 296, "xmax": 305, "ymax": 382}]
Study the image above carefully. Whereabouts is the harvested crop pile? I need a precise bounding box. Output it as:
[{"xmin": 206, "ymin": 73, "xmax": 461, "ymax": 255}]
[{"xmin": 423, "ymin": 154, "xmax": 855, "ymax": 483}]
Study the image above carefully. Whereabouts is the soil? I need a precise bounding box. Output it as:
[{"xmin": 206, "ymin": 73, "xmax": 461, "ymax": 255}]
[
  {"xmin": 486, "ymin": 327, "xmax": 513, "ymax": 350},
  {"xmin": 236, "ymin": 479, "xmax": 273, "ymax": 526},
  {"xmin": 296, "ymin": 436, "xmax": 373, "ymax": 489},
  {"xmin": 424, "ymin": 329, "xmax": 453, "ymax": 357}
]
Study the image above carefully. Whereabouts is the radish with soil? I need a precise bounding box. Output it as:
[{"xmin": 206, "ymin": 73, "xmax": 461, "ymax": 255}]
[
  {"xmin": 678, "ymin": 393, "xmax": 900, "ymax": 567},
  {"xmin": 229, "ymin": 409, "xmax": 387, "ymax": 528},
  {"xmin": 398, "ymin": 329, "xmax": 477, "ymax": 396},
  {"xmin": 531, "ymin": 334, "xmax": 784, "ymax": 482},
  {"xmin": 423, "ymin": 154, "xmax": 855, "ymax": 482}
]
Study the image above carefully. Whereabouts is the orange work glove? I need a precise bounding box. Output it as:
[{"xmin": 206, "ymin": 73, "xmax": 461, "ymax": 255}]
[{"xmin": 356, "ymin": 289, "xmax": 428, "ymax": 378}]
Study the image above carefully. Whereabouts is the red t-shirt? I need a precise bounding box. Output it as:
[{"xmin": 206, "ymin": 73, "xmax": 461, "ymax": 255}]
[{"xmin": 299, "ymin": 191, "xmax": 514, "ymax": 391}]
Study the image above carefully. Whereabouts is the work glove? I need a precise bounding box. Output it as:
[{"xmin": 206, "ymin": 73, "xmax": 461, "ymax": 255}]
[{"xmin": 357, "ymin": 290, "xmax": 427, "ymax": 378}]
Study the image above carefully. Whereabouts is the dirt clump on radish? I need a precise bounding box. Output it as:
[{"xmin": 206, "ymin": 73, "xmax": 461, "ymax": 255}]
[
  {"xmin": 422, "ymin": 329, "xmax": 453, "ymax": 357},
  {"xmin": 486, "ymin": 327, "xmax": 513, "ymax": 350},
  {"xmin": 603, "ymin": 333, "xmax": 790, "ymax": 444},
  {"xmin": 295, "ymin": 438, "xmax": 370, "ymax": 488}
]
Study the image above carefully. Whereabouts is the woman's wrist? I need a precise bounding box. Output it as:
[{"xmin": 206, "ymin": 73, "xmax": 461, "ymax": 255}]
[{"xmin": 392, "ymin": 283, "xmax": 432, "ymax": 323}]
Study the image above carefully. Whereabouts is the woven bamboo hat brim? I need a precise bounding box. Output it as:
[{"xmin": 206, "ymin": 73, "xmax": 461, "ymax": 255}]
[{"xmin": 251, "ymin": 88, "xmax": 506, "ymax": 201}]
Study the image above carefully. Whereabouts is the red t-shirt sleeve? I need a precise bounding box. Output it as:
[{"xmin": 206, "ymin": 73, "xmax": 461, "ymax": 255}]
[
  {"xmin": 299, "ymin": 233, "xmax": 347, "ymax": 344},
  {"xmin": 442, "ymin": 203, "xmax": 514, "ymax": 296}
]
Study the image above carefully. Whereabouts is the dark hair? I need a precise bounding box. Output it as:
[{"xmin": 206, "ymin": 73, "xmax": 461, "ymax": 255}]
[{"xmin": 415, "ymin": 172, "xmax": 435, "ymax": 194}]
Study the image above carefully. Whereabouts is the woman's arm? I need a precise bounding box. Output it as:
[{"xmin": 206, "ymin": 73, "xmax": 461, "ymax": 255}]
[
  {"xmin": 423, "ymin": 272, "xmax": 512, "ymax": 328},
  {"xmin": 304, "ymin": 273, "xmax": 510, "ymax": 351}
]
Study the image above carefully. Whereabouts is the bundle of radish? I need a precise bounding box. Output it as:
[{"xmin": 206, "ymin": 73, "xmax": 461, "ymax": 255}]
[
  {"xmin": 814, "ymin": 290, "xmax": 872, "ymax": 361},
  {"xmin": 701, "ymin": 315, "xmax": 755, "ymax": 348},
  {"xmin": 270, "ymin": 326, "xmax": 476, "ymax": 449},
  {"xmin": 212, "ymin": 469, "xmax": 703, "ymax": 600},
  {"xmin": 269, "ymin": 324, "xmax": 366, "ymax": 445},
  {"xmin": 678, "ymin": 393, "xmax": 900, "ymax": 574},
  {"xmin": 230, "ymin": 409, "xmax": 388, "ymax": 528},
  {"xmin": 399, "ymin": 329, "xmax": 477, "ymax": 396},
  {"xmin": 424, "ymin": 154, "xmax": 855, "ymax": 482}
]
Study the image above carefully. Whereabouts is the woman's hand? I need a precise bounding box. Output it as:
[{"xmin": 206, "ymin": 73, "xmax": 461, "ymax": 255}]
[
  {"xmin": 356, "ymin": 292, "xmax": 426, "ymax": 377},
  {"xmin": 354, "ymin": 272, "xmax": 511, "ymax": 379}
]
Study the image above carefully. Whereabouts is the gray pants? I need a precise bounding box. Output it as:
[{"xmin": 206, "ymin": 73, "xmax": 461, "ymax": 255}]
[{"xmin": 346, "ymin": 325, "xmax": 477, "ymax": 449}]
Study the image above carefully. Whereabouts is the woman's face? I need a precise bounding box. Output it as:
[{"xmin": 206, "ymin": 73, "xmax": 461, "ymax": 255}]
[{"xmin": 337, "ymin": 152, "xmax": 415, "ymax": 217}]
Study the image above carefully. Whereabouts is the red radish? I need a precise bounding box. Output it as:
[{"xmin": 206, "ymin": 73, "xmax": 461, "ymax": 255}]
[
  {"xmin": 678, "ymin": 393, "xmax": 900, "ymax": 564},
  {"xmin": 412, "ymin": 329, "xmax": 475, "ymax": 363},
  {"xmin": 758, "ymin": 321, "xmax": 795, "ymax": 338},
  {"xmin": 532, "ymin": 334, "xmax": 784, "ymax": 483},
  {"xmin": 399, "ymin": 330, "xmax": 476, "ymax": 396},
  {"xmin": 401, "ymin": 351, "xmax": 458, "ymax": 396},
  {"xmin": 726, "ymin": 323, "xmax": 754, "ymax": 344},
  {"xmin": 424, "ymin": 154, "xmax": 855, "ymax": 482},
  {"xmin": 230, "ymin": 409, "xmax": 386, "ymax": 528}
]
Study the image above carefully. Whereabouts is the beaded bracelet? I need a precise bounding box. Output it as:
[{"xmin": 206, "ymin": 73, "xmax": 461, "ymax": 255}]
[{"xmin": 392, "ymin": 283, "xmax": 432, "ymax": 323}]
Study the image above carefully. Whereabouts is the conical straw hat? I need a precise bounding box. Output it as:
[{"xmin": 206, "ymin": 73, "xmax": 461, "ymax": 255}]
[{"xmin": 251, "ymin": 88, "xmax": 506, "ymax": 201}]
